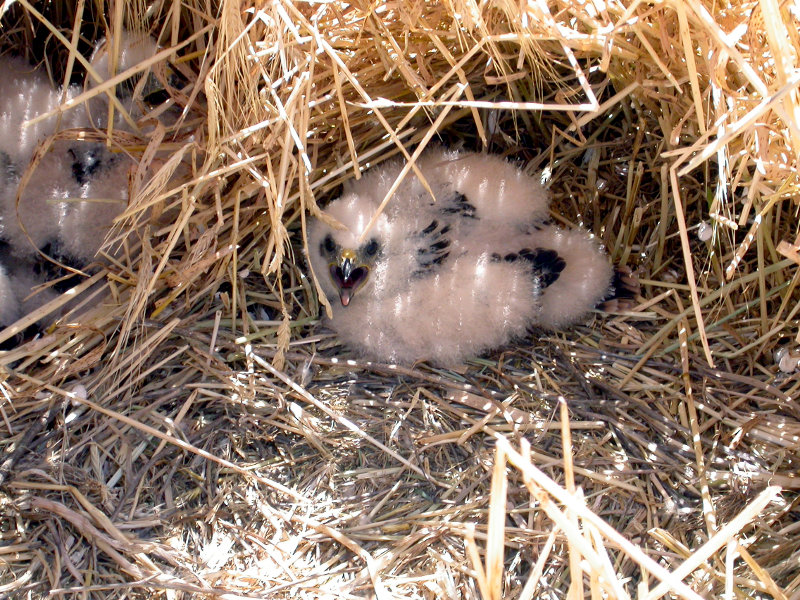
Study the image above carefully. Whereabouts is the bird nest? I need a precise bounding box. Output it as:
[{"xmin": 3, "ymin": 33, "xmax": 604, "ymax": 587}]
[{"xmin": 1, "ymin": 1, "xmax": 799, "ymax": 598}]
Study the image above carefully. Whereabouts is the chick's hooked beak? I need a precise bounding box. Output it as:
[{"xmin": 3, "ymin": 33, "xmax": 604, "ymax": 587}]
[{"xmin": 329, "ymin": 249, "xmax": 369, "ymax": 307}]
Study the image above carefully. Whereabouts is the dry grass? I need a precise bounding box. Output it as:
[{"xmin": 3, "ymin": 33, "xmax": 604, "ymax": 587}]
[{"xmin": 1, "ymin": 0, "xmax": 799, "ymax": 598}]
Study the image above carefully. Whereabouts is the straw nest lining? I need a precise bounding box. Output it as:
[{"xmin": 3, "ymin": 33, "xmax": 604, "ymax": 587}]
[{"xmin": 1, "ymin": 1, "xmax": 799, "ymax": 598}]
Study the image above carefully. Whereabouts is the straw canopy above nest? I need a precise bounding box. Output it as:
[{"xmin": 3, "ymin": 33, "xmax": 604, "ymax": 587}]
[{"xmin": 0, "ymin": 1, "xmax": 799, "ymax": 599}]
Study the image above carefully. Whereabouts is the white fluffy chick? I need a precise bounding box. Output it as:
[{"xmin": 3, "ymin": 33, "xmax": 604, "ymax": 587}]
[
  {"xmin": 0, "ymin": 33, "xmax": 157, "ymax": 263},
  {"xmin": 0, "ymin": 33, "xmax": 158, "ymax": 338},
  {"xmin": 0, "ymin": 56, "xmax": 89, "ymax": 256},
  {"xmin": 57, "ymin": 31, "xmax": 166, "ymax": 261},
  {"xmin": 308, "ymin": 148, "xmax": 614, "ymax": 365}
]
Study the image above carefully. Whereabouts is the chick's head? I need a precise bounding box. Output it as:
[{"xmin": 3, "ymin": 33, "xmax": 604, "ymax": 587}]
[{"xmin": 308, "ymin": 194, "xmax": 389, "ymax": 307}]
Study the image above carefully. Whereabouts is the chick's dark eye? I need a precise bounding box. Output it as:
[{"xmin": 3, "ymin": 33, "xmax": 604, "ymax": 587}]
[
  {"xmin": 321, "ymin": 234, "xmax": 336, "ymax": 255},
  {"xmin": 363, "ymin": 238, "xmax": 380, "ymax": 257}
]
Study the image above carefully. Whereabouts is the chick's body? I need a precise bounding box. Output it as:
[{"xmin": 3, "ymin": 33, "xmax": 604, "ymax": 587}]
[
  {"xmin": 0, "ymin": 56, "xmax": 89, "ymax": 256},
  {"xmin": 308, "ymin": 149, "xmax": 614, "ymax": 365},
  {"xmin": 0, "ymin": 33, "xmax": 163, "ymax": 331}
]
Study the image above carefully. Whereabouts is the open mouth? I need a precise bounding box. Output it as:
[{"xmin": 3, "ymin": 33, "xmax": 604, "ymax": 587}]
[{"xmin": 330, "ymin": 264, "xmax": 368, "ymax": 306}]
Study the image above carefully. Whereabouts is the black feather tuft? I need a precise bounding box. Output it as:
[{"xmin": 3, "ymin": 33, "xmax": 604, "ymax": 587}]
[
  {"xmin": 510, "ymin": 247, "xmax": 567, "ymax": 288},
  {"xmin": 69, "ymin": 146, "xmax": 106, "ymax": 185},
  {"xmin": 439, "ymin": 192, "xmax": 477, "ymax": 219},
  {"xmin": 598, "ymin": 266, "xmax": 640, "ymax": 311},
  {"xmin": 420, "ymin": 220, "xmax": 438, "ymax": 235},
  {"xmin": 414, "ymin": 218, "xmax": 452, "ymax": 277},
  {"xmin": 0, "ymin": 151, "xmax": 18, "ymax": 180}
]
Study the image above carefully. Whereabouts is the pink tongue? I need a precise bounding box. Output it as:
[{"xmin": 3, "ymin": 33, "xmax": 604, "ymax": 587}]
[{"xmin": 339, "ymin": 289, "xmax": 351, "ymax": 306}]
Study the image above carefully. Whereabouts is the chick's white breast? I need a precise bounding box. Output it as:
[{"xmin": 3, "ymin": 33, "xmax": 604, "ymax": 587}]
[{"xmin": 329, "ymin": 251, "xmax": 539, "ymax": 365}]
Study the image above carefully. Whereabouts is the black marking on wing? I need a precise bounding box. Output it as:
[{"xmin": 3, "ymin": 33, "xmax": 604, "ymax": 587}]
[
  {"xmin": 518, "ymin": 219, "xmax": 553, "ymax": 234},
  {"xmin": 138, "ymin": 67, "xmax": 188, "ymax": 107},
  {"xmin": 413, "ymin": 219, "xmax": 452, "ymax": 277},
  {"xmin": 439, "ymin": 192, "xmax": 477, "ymax": 219},
  {"xmin": 0, "ymin": 152, "xmax": 17, "ymax": 180},
  {"xmin": 531, "ymin": 220, "xmax": 549, "ymax": 231},
  {"xmin": 598, "ymin": 266, "xmax": 640, "ymax": 311},
  {"xmin": 33, "ymin": 243, "xmax": 82, "ymax": 293},
  {"xmin": 607, "ymin": 267, "xmax": 638, "ymax": 301},
  {"xmin": 69, "ymin": 146, "xmax": 108, "ymax": 185},
  {"xmin": 502, "ymin": 247, "xmax": 566, "ymax": 289}
]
